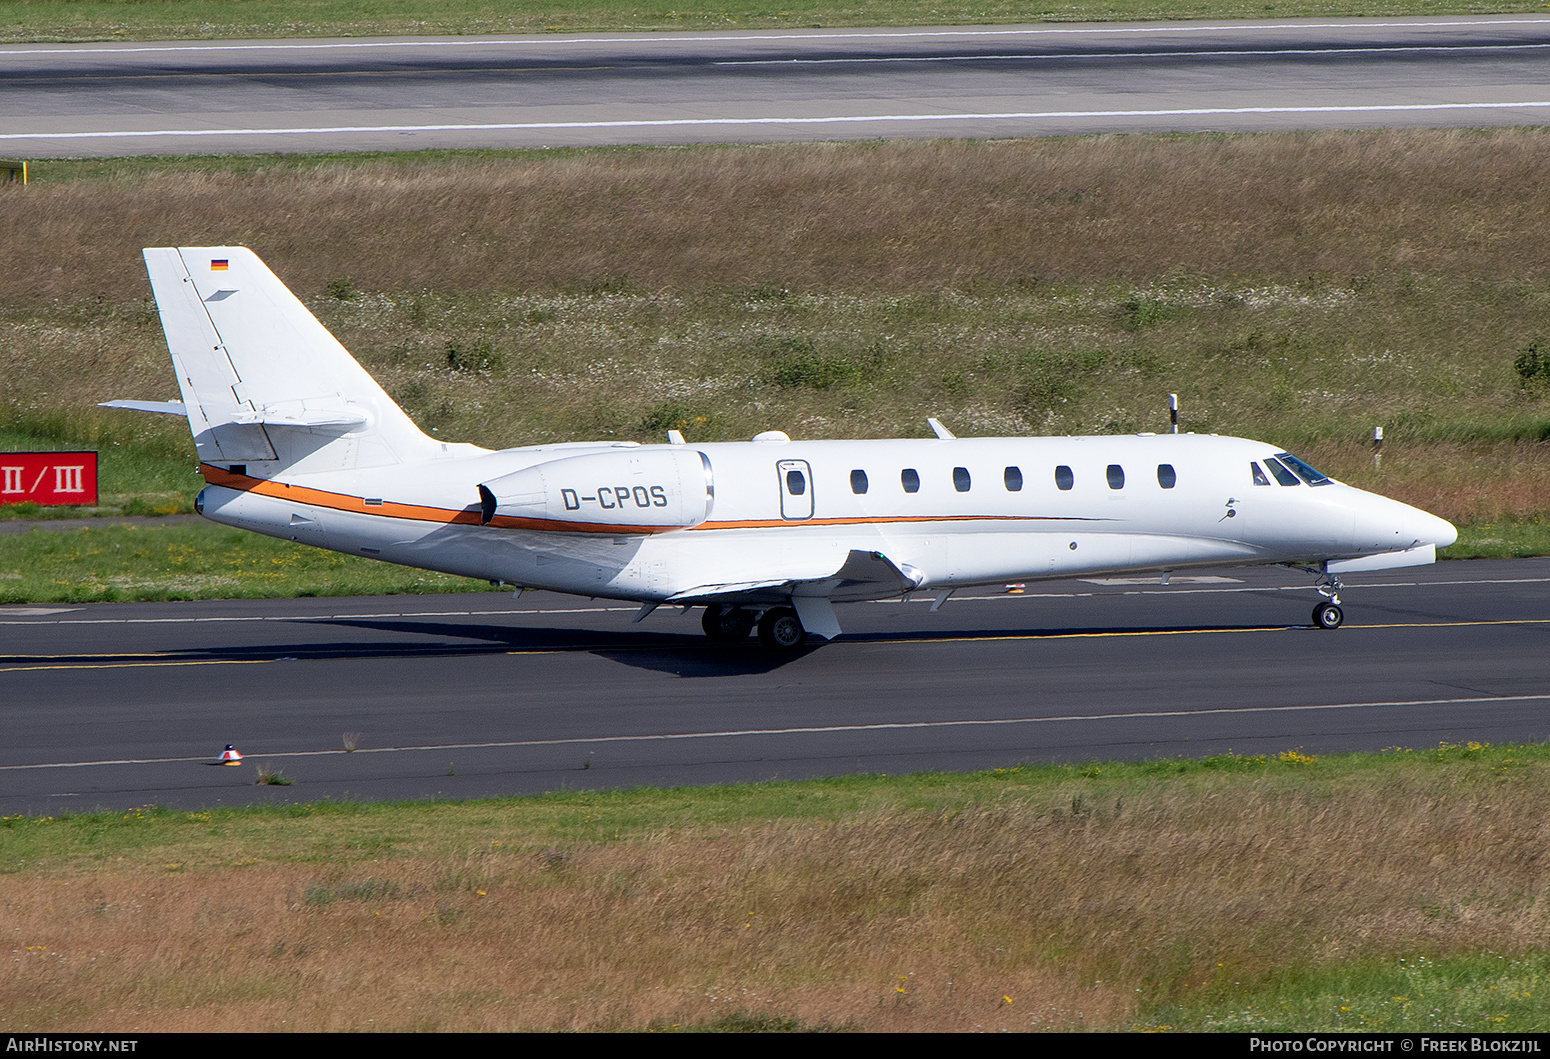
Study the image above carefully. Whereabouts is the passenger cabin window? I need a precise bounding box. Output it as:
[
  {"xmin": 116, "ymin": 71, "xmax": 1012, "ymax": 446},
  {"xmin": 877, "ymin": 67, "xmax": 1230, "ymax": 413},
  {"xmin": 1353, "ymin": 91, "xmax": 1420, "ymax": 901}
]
[
  {"xmin": 1251, "ymin": 463, "xmax": 1271, "ymax": 486},
  {"xmin": 901, "ymin": 468, "xmax": 920, "ymax": 493},
  {"xmin": 953, "ymin": 466, "xmax": 971, "ymax": 492},
  {"xmin": 1157, "ymin": 464, "xmax": 1177, "ymax": 489},
  {"xmin": 1055, "ymin": 465, "xmax": 1074, "ymax": 491},
  {"xmin": 850, "ymin": 469, "xmax": 869, "ymax": 495},
  {"xmin": 1106, "ymin": 464, "xmax": 1125, "ymax": 490},
  {"xmin": 786, "ymin": 469, "xmax": 807, "ymax": 495},
  {"xmin": 1004, "ymin": 466, "xmax": 1023, "ymax": 492},
  {"xmin": 1264, "ymin": 457, "xmax": 1301, "ymax": 487}
]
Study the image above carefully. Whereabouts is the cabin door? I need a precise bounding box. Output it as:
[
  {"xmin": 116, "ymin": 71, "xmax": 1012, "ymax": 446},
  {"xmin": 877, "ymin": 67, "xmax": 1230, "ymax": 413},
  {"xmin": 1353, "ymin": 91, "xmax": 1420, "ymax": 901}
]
[{"xmin": 778, "ymin": 459, "xmax": 814, "ymax": 520}]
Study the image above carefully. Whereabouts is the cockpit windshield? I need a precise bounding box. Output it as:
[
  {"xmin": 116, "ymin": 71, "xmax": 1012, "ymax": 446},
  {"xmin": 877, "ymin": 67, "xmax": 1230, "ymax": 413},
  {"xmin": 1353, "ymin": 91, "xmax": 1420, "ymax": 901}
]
[
  {"xmin": 1275, "ymin": 453, "xmax": 1331, "ymax": 486},
  {"xmin": 1263, "ymin": 457, "xmax": 1300, "ymax": 487}
]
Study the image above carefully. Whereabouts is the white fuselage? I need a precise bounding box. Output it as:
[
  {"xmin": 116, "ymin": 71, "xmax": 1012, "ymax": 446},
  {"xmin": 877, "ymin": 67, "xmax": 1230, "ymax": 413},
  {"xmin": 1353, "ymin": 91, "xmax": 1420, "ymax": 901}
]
[
  {"xmin": 126, "ymin": 245, "xmax": 1457, "ymax": 640},
  {"xmin": 195, "ymin": 431, "xmax": 1456, "ymax": 605}
]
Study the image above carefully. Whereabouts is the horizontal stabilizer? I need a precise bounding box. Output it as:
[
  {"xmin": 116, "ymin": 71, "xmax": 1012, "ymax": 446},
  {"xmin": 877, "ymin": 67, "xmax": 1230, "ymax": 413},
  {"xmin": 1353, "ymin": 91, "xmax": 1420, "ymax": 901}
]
[
  {"xmin": 100, "ymin": 399, "xmax": 187, "ymax": 416},
  {"xmin": 229, "ymin": 407, "xmax": 370, "ymax": 428}
]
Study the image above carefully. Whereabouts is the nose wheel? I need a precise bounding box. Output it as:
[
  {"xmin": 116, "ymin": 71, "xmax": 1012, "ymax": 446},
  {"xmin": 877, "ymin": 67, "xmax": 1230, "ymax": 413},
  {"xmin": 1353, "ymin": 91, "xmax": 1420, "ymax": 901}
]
[{"xmin": 1307, "ymin": 567, "xmax": 1346, "ymax": 629}]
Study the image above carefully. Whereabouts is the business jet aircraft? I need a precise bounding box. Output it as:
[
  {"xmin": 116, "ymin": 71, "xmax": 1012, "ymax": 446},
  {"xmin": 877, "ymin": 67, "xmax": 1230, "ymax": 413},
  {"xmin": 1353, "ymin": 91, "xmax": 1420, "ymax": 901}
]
[{"xmin": 106, "ymin": 247, "xmax": 1457, "ymax": 649}]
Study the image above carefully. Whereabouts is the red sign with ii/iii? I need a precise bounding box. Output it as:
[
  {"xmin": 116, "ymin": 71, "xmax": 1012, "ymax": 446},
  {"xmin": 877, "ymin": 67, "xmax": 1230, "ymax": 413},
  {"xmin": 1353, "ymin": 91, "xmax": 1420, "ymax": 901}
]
[{"xmin": 0, "ymin": 451, "xmax": 99, "ymax": 506}]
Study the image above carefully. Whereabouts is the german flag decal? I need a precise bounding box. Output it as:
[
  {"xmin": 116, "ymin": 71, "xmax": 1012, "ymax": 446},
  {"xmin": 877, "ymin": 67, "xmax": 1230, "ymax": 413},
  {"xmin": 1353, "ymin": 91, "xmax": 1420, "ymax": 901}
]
[{"xmin": 210, "ymin": 259, "xmax": 229, "ymax": 271}]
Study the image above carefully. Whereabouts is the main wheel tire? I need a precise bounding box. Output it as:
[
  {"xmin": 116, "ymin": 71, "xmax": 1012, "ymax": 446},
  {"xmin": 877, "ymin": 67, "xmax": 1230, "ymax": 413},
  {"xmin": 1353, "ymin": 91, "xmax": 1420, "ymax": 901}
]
[
  {"xmin": 702, "ymin": 604, "xmax": 755, "ymax": 643},
  {"xmin": 1313, "ymin": 602, "xmax": 1344, "ymax": 629},
  {"xmin": 756, "ymin": 607, "xmax": 807, "ymax": 649}
]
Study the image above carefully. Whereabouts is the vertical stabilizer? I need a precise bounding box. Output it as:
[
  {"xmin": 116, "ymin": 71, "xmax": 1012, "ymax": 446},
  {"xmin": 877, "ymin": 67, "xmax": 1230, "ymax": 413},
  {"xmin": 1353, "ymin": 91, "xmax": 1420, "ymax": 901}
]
[{"xmin": 143, "ymin": 246, "xmax": 438, "ymax": 474}]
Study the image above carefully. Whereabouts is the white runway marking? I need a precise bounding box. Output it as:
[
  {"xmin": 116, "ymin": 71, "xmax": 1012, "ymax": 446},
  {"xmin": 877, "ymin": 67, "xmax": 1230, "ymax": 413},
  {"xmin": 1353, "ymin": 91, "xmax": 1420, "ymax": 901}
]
[
  {"xmin": 7, "ymin": 101, "xmax": 1550, "ymax": 144},
  {"xmin": 717, "ymin": 43, "xmax": 1550, "ymax": 64},
  {"xmin": 2, "ymin": 575, "xmax": 1549, "ymax": 625},
  {"xmin": 0, "ymin": 606, "xmax": 638, "ymax": 625},
  {"xmin": 4, "ymin": 20, "xmax": 1549, "ymax": 57},
  {"xmin": 6, "ymin": 692, "xmax": 1549, "ymax": 771},
  {"xmin": 1080, "ymin": 576, "xmax": 1242, "ymax": 585}
]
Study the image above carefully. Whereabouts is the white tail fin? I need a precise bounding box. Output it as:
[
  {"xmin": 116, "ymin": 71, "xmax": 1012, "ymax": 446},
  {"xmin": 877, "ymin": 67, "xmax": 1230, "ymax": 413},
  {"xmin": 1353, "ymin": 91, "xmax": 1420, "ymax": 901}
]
[{"xmin": 143, "ymin": 246, "xmax": 438, "ymax": 474}]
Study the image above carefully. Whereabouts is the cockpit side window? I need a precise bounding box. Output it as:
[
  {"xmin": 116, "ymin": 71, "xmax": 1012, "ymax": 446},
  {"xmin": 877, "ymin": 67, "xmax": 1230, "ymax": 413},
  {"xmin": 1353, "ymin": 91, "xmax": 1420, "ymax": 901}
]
[
  {"xmin": 1251, "ymin": 462, "xmax": 1270, "ymax": 487},
  {"xmin": 1264, "ymin": 457, "xmax": 1301, "ymax": 487},
  {"xmin": 1277, "ymin": 453, "xmax": 1331, "ymax": 486}
]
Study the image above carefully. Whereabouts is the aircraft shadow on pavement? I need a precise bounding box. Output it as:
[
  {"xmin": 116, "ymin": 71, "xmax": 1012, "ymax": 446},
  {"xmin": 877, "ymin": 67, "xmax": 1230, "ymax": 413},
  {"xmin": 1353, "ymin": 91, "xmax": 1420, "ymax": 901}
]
[
  {"xmin": 6, "ymin": 621, "xmax": 806, "ymax": 677},
  {"xmin": 309, "ymin": 617, "xmax": 816, "ymax": 676},
  {"xmin": 311, "ymin": 616, "xmax": 1299, "ymax": 668},
  {"xmin": 3, "ymin": 619, "xmax": 1301, "ymax": 681}
]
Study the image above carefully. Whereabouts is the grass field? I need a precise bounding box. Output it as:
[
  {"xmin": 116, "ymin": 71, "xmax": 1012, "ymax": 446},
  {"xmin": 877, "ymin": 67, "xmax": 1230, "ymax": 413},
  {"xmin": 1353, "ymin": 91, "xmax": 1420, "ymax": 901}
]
[
  {"xmin": 7, "ymin": 743, "xmax": 1550, "ymax": 1031},
  {"xmin": 0, "ymin": 521, "xmax": 497, "ymax": 603},
  {"xmin": 2, "ymin": 0, "xmax": 1546, "ymax": 44}
]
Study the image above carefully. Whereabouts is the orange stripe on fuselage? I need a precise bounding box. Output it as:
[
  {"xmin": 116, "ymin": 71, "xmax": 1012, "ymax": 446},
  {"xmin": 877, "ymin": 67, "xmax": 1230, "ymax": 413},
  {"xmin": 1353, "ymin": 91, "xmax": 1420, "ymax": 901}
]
[
  {"xmin": 693, "ymin": 514, "xmax": 1098, "ymax": 530},
  {"xmin": 202, "ymin": 464, "xmax": 483, "ymax": 525},
  {"xmin": 198, "ymin": 465, "xmax": 1112, "ymax": 536},
  {"xmin": 200, "ymin": 463, "xmax": 682, "ymax": 534}
]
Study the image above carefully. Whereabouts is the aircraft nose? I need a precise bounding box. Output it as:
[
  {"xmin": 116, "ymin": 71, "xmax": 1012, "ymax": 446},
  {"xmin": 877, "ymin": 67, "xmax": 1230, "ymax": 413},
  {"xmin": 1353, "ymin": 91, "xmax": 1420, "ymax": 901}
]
[
  {"xmin": 1352, "ymin": 493, "xmax": 1457, "ymax": 553},
  {"xmin": 1415, "ymin": 508, "xmax": 1458, "ymax": 550}
]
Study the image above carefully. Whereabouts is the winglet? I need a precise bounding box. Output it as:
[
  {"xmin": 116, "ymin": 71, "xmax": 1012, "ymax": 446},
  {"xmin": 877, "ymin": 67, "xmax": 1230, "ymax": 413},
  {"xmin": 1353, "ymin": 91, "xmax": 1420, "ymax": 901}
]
[{"xmin": 927, "ymin": 417, "xmax": 956, "ymax": 440}]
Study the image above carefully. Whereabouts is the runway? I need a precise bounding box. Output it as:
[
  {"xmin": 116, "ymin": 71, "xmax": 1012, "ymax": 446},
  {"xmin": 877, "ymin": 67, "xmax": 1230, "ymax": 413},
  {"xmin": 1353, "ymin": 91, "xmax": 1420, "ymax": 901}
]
[
  {"xmin": 3, "ymin": 557, "xmax": 1548, "ymax": 814},
  {"xmin": 4, "ymin": 17, "xmax": 1550, "ymax": 154}
]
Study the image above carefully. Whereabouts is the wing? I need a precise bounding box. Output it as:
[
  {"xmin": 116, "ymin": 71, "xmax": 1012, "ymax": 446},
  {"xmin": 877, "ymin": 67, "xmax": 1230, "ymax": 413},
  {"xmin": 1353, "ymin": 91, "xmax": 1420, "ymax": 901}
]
[{"xmin": 668, "ymin": 548, "xmax": 924, "ymax": 605}]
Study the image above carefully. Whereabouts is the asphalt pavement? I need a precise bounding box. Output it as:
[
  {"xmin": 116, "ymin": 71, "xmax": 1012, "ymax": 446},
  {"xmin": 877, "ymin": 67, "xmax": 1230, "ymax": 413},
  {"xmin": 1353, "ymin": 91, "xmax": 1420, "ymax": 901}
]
[
  {"xmin": 4, "ymin": 17, "xmax": 1550, "ymax": 153},
  {"xmin": 3, "ymin": 557, "xmax": 1547, "ymax": 813}
]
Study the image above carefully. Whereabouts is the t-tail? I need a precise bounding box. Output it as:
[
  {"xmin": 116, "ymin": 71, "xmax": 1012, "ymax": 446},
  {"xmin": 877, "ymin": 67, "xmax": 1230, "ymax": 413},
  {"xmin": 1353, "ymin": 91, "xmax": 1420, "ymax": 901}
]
[{"xmin": 109, "ymin": 247, "xmax": 442, "ymax": 478}]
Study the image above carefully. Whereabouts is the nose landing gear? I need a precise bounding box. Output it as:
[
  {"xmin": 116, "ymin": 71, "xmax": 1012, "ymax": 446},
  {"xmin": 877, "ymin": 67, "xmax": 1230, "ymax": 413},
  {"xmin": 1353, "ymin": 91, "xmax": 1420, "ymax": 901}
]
[
  {"xmin": 1312, "ymin": 570, "xmax": 1345, "ymax": 629},
  {"xmin": 1312, "ymin": 601, "xmax": 1344, "ymax": 629}
]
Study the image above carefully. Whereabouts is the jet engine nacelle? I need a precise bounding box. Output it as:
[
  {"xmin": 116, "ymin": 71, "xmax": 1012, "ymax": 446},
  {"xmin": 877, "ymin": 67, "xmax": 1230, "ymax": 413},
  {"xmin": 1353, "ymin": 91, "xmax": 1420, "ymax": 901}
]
[{"xmin": 478, "ymin": 447, "xmax": 713, "ymax": 532}]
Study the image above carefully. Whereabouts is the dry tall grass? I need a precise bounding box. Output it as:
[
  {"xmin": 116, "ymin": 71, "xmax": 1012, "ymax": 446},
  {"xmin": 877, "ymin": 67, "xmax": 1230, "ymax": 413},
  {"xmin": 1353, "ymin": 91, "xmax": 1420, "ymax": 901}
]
[
  {"xmin": 5, "ymin": 130, "xmax": 1550, "ymax": 302},
  {"xmin": 8, "ymin": 761, "xmax": 1550, "ymax": 1031}
]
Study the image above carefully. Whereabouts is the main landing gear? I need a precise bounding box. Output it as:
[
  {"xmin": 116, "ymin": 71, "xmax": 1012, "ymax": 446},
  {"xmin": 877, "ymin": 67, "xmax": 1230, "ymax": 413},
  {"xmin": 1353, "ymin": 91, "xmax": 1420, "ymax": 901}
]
[
  {"xmin": 701, "ymin": 603, "xmax": 756, "ymax": 643},
  {"xmin": 701, "ymin": 603, "xmax": 808, "ymax": 649},
  {"xmin": 756, "ymin": 607, "xmax": 807, "ymax": 649},
  {"xmin": 1311, "ymin": 570, "xmax": 1345, "ymax": 630}
]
